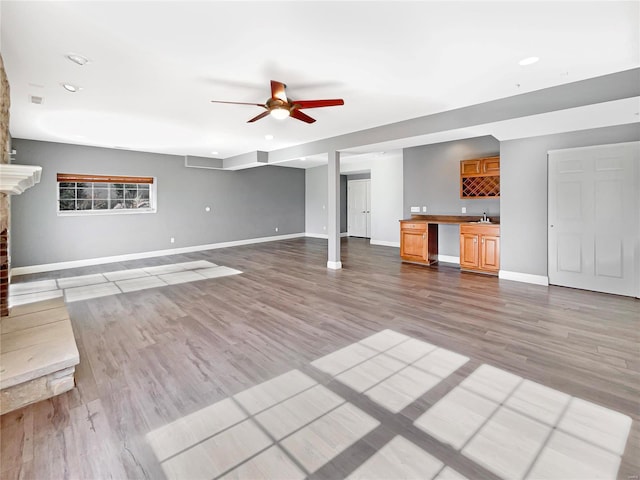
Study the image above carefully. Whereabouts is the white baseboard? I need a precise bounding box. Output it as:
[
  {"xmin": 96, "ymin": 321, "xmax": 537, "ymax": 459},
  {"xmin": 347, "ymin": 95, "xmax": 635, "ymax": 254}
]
[
  {"xmin": 306, "ymin": 232, "xmax": 349, "ymax": 239},
  {"xmin": 11, "ymin": 233, "xmax": 306, "ymax": 276},
  {"xmin": 499, "ymin": 270, "xmax": 549, "ymax": 286},
  {"xmin": 370, "ymin": 240, "xmax": 400, "ymax": 248},
  {"xmin": 438, "ymin": 254, "xmax": 460, "ymax": 264},
  {"xmin": 327, "ymin": 261, "xmax": 343, "ymax": 270}
]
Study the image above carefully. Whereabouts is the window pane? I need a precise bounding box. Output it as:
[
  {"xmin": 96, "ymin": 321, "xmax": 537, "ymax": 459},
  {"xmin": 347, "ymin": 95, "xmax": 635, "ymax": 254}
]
[
  {"xmin": 110, "ymin": 188, "xmax": 123, "ymax": 200},
  {"xmin": 94, "ymin": 188, "xmax": 109, "ymax": 200},
  {"xmin": 109, "ymin": 199, "xmax": 124, "ymax": 209},
  {"xmin": 59, "ymin": 182, "xmax": 76, "ymax": 188},
  {"xmin": 138, "ymin": 189, "xmax": 149, "ymax": 201},
  {"xmin": 125, "ymin": 199, "xmax": 136, "ymax": 209},
  {"xmin": 125, "ymin": 188, "xmax": 138, "ymax": 199},
  {"xmin": 59, "ymin": 200, "xmax": 76, "ymax": 210},
  {"xmin": 77, "ymin": 182, "xmax": 91, "ymax": 188},
  {"xmin": 112, "ymin": 183, "xmax": 124, "ymax": 189},
  {"xmin": 59, "ymin": 188, "xmax": 77, "ymax": 200},
  {"xmin": 78, "ymin": 199, "xmax": 92, "ymax": 210},
  {"xmin": 125, "ymin": 183, "xmax": 137, "ymax": 189},
  {"xmin": 77, "ymin": 187, "xmax": 92, "ymax": 199},
  {"xmin": 93, "ymin": 199, "xmax": 108, "ymax": 210},
  {"xmin": 138, "ymin": 184, "xmax": 149, "ymax": 191}
]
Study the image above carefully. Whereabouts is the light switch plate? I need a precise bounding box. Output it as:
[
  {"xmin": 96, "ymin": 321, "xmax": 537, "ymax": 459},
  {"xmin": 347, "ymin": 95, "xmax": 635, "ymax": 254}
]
[
  {"xmin": 422, "ymin": 206, "xmax": 427, "ymax": 212},
  {"xmin": 461, "ymin": 207, "xmax": 467, "ymax": 213},
  {"xmin": 410, "ymin": 206, "xmax": 420, "ymax": 213}
]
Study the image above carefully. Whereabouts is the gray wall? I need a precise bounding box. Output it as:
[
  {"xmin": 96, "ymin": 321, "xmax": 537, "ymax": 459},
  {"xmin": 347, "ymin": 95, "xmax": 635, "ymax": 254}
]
[
  {"xmin": 500, "ymin": 123, "xmax": 640, "ymax": 277},
  {"xmin": 11, "ymin": 139, "xmax": 305, "ymax": 267},
  {"xmin": 403, "ymin": 136, "xmax": 500, "ymax": 256}
]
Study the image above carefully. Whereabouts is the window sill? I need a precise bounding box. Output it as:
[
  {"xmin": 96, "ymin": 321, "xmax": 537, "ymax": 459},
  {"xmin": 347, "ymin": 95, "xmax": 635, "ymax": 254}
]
[{"xmin": 57, "ymin": 209, "xmax": 157, "ymax": 217}]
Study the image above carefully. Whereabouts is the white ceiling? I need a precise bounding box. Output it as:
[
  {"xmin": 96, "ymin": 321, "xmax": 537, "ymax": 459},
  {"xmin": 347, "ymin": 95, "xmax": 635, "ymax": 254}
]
[{"xmin": 1, "ymin": 1, "xmax": 638, "ymax": 168}]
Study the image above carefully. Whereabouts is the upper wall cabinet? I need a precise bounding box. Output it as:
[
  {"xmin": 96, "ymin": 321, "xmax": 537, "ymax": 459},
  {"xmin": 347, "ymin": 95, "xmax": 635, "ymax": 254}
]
[{"xmin": 460, "ymin": 156, "xmax": 500, "ymax": 198}]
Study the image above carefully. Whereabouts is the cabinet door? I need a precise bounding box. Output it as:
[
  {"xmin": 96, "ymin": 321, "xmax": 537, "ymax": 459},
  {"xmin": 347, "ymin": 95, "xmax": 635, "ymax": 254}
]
[
  {"xmin": 480, "ymin": 235, "xmax": 500, "ymax": 272},
  {"xmin": 459, "ymin": 232, "xmax": 479, "ymax": 268},
  {"xmin": 461, "ymin": 159, "xmax": 481, "ymax": 175},
  {"xmin": 482, "ymin": 157, "xmax": 500, "ymax": 174},
  {"xmin": 401, "ymin": 230, "xmax": 428, "ymax": 262}
]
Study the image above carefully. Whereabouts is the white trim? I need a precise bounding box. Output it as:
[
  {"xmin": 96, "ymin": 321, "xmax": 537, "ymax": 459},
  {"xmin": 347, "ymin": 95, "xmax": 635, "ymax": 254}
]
[
  {"xmin": 370, "ymin": 240, "xmax": 400, "ymax": 248},
  {"xmin": 11, "ymin": 233, "xmax": 305, "ymax": 276},
  {"xmin": 305, "ymin": 232, "xmax": 349, "ymax": 240},
  {"xmin": 327, "ymin": 261, "xmax": 343, "ymax": 270},
  {"xmin": 438, "ymin": 254, "xmax": 460, "ymax": 264},
  {"xmin": 499, "ymin": 270, "xmax": 549, "ymax": 286}
]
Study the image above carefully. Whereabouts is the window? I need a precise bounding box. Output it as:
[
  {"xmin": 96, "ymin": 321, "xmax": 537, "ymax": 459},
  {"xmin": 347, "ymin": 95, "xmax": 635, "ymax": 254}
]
[{"xmin": 57, "ymin": 173, "xmax": 156, "ymax": 215}]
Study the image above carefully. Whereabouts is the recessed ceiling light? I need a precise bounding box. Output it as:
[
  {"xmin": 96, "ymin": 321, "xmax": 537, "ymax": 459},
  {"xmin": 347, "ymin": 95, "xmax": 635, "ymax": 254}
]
[
  {"xmin": 211, "ymin": 151, "xmax": 219, "ymax": 155},
  {"xmin": 300, "ymin": 157, "xmax": 306, "ymax": 161},
  {"xmin": 519, "ymin": 56, "xmax": 539, "ymax": 66},
  {"xmin": 62, "ymin": 83, "xmax": 81, "ymax": 92},
  {"xmin": 66, "ymin": 54, "xmax": 89, "ymax": 66},
  {"xmin": 265, "ymin": 134, "xmax": 274, "ymax": 140}
]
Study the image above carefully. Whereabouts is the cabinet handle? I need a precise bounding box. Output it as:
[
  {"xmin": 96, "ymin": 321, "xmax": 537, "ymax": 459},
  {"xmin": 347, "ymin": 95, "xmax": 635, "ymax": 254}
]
[
  {"xmin": 422, "ymin": 233, "xmax": 426, "ymax": 239},
  {"xmin": 473, "ymin": 238, "xmax": 477, "ymax": 243},
  {"xmin": 482, "ymin": 237, "xmax": 484, "ymax": 244}
]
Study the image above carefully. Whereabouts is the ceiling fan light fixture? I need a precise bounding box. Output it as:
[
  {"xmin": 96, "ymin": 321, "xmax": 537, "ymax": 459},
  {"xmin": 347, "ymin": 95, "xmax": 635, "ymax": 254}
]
[{"xmin": 270, "ymin": 107, "xmax": 290, "ymax": 120}]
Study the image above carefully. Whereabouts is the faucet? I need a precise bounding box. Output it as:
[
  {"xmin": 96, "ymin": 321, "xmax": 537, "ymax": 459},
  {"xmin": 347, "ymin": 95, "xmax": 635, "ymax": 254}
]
[{"xmin": 482, "ymin": 212, "xmax": 487, "ymax": 222}]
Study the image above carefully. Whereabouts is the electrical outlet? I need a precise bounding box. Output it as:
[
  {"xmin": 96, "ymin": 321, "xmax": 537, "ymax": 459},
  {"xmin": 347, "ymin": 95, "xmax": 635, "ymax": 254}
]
[
  {"xmin": 461, "ymin": 207, "xmax": 467, "ymax": 213},
  {"xmin": 410, "ymin": 206, "xmax": 420, "ymax": 213},
  {"xmin": 275, "ymin": 227, "xmax": 278, "ymax": 232},
  {"xmin": 170, "ymin": 237, "xmax": 175, "ymax": 243},
  {"xmin": 422, "ymin": 206, "xmax": 427, "ymax": 212}
]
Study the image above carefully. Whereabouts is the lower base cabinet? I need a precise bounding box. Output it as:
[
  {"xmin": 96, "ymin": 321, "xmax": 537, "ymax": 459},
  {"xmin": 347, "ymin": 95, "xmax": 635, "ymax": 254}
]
[
  {"xmin": 459, "ymin": 224, "xmax": 500, "ymax": 275},
  {"xmin": 400, "ymin": 221, "xmax": 438, "ymax": 264}
]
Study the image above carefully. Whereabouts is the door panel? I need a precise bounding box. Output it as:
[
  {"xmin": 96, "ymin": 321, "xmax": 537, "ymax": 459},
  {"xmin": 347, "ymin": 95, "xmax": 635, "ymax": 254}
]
[
  {"xmin": 481, "ymin": 235, "xmax": 500, "ymax": 271},
  {"xmin": 548, "ymin": 142, "xmax": 639, "ymax": 297},
  {"xmin": 348, "ymin": 179, "xmax": 370, "ymax": 238},
  {"xmin": 460, "ymin": 233, "xmax": 479, "ymax": 268}
]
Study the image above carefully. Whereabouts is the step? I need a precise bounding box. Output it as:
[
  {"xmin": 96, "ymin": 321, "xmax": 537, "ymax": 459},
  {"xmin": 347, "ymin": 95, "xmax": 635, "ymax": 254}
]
[{"xmin": 1, "ymin": 297, "xmax": 79, "ymax": 415}]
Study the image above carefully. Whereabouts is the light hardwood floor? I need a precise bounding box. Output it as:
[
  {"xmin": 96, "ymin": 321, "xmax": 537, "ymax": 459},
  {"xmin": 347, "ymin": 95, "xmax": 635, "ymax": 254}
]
[{"xmin": 1, "ymin": 238, "xmax": 638, "ymax": 479}]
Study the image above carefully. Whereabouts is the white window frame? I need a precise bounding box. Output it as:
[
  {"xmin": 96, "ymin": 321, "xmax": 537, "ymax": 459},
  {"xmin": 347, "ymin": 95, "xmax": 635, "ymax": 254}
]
[{"xmin": 56, "ymin": 174, "xmax": 157, "ymax": 216}]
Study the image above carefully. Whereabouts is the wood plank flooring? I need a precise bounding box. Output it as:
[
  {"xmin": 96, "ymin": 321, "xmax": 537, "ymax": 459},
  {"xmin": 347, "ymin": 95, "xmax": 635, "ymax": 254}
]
[{"xmin": 1, "ymin": 237, "xmax": 638, "ymax": 479}]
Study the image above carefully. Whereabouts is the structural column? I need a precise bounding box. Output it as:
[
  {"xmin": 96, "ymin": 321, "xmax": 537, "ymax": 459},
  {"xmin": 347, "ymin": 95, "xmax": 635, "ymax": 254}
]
[{"xmin": 327, "ymin": 149, "xmax": 342, "ymax": 269}]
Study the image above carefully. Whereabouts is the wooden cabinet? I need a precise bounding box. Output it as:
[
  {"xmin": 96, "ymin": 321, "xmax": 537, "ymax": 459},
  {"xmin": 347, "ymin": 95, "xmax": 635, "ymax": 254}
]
[
  {"xmin": 460, "ymin": 156, "xmax": 500, "ymax": 199},
  {"xmin": 400, "ymin": 221, "xmax": 438, "ymax": 265},
  {"xmin": 459, "ymin": 224, "xmax": 500, "ymax": 274}
]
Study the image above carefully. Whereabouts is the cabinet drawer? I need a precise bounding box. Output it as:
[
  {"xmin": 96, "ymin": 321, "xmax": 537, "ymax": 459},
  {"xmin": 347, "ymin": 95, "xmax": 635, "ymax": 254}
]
[
  {"xmin": 400, "ymin": 222, "xmax": 427, "ymax": 231},
  {"xmin": 460, "ymin": 224, "xmax": 500, "ymax": 236}
]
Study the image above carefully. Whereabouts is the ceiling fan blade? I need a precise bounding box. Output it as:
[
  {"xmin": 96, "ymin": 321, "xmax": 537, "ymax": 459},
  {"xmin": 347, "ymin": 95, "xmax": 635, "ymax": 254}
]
[
  {"xmin": 270, "ymin": 80, "xmax": 288, "ymax": 102},
  {"xmin": 293, "ymin": 99, "xmax": 344, "ymax": 109},
  {"xmin": 247, "ymin": 111, "xmax": 271, "ymax": 123},
  {"xmin": 290, "ymin": 109, "xmax": 316, "ymax": 124},
  {"xmin": 211, "ymin": 100, "xmax": 266, "ymax": 107}
]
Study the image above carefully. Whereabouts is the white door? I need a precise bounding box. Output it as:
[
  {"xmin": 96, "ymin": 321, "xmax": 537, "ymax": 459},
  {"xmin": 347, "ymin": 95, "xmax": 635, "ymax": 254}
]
[
  {"xmin": 548, "ymin": 142, "xmax": 639, "ymax": 297},
  {"xmin": 348, "ymin": 179, "xmax": 371, "ymax": 238}
]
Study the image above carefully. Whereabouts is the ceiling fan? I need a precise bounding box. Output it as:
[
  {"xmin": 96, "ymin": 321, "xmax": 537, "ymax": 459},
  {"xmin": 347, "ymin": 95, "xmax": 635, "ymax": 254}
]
[{"xmin": 211, "ymin": 80, "xmax": 344, "ymax": 124}]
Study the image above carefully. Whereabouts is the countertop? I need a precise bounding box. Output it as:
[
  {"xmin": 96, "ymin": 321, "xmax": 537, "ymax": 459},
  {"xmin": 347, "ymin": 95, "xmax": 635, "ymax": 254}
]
[{"xmin": 400, "ymin": 214, "xmax": 500, "ymax": 225}]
